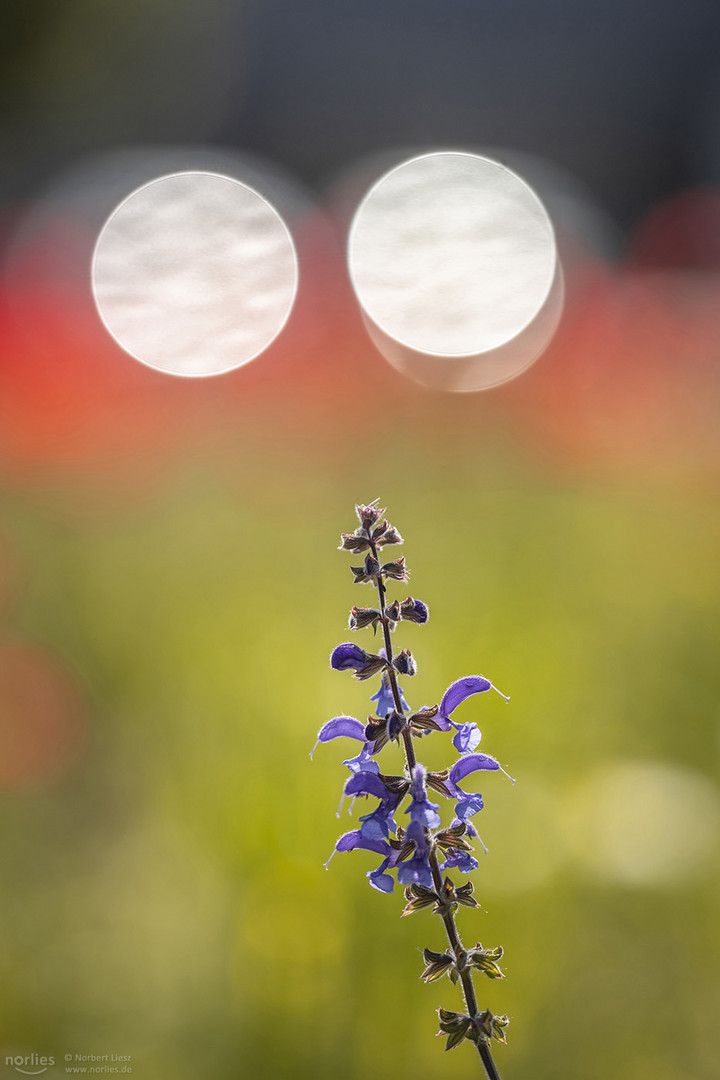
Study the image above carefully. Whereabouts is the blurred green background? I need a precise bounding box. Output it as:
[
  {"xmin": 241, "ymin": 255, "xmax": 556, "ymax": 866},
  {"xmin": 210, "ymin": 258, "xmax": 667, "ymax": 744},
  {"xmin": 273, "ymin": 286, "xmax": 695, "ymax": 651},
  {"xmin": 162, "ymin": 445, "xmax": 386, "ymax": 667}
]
[{"xmin": 1, "ymin": 416, "xmax": 718, "ymax": 1080}]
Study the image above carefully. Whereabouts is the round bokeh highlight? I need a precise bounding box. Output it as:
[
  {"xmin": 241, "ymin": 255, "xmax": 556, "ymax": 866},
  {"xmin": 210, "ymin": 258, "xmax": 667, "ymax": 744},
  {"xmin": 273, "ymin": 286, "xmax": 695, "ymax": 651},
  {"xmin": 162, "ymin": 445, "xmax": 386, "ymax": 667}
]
[
  {"xmin": 92, "ymin": 171, "xmax": 299, "ymax": 377},
  {"xmin": 347, "ymin": 151, "xmax": 561, "ymax": 391}
]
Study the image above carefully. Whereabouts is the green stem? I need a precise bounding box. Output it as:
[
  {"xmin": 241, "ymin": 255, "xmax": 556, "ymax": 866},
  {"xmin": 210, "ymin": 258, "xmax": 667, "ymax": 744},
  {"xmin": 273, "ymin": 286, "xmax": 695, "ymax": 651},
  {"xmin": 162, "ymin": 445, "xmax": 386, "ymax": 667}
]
[{"xmin": 428, "ymin": 849, "xmax": 501, "ymax": 1080}]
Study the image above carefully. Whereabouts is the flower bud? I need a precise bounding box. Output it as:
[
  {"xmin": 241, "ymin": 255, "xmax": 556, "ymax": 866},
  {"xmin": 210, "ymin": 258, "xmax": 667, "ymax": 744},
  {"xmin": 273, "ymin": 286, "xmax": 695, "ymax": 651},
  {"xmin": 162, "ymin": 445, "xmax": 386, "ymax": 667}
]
[
  {"xmin": 468, "ymin": 944, "xmax": 505, "ymax": 980},
  {"xmin": 350, "ymin": 554, "xmax": 380, "ymax": 584},
  {"xmin": 400, "ymin": 596, "xmax": 429, "ymax": 623},
  {"xmin": 394, "ymin": 649, "xmax": 417, "ymax": 676},
  {"xmin": 355, "ymin": 500, "xmax": 385, "ymax": 530},
  {"xmin": 437, "ymin": 1009, "xmax": 473, "ymax": 1051},
  {"xmin": 476, "ymin": 1010, "xmax": 510, "ymax": 1044},
  {"xmin": 381, "ymin": 556, "xmax": 409, "ymax": 582},
  {"xmin": 364, "ymin": 716, "xmax": 388, "ymax": 751},
  {"xmin": 338, "ymin": 529, "xmax": 372, "ymax": 553},
  {"xmin": 348, "ymin": 606, "xmax": 382, "ymax": 631},
  {"xmin": 330, "ymin": 642, "xmax": 367, "ymax": 671},
  {"xmin": 421, "ymin": 948, "xmax": 454, "ymax": 983},
  {"xmin": 384, "ymin": 599, "xmax": 401, "ymax": 623},
  {"xmin": 401, "ymin": 883, "xmax": 439, "ymax": 916},
  {"xmin": 330, "ymin": 643, "xmax": 386, "ymax": 680},
  {"xmin": 386, "ymin": 711, "xmax": 406, "ymax": 741},
  {"xmin": 408, "ymin": 704, "xmax": 441, "ymax": 734},
  {"xmin": 373, "ymin": 521, "xmax": 404, "ymax": 547}
]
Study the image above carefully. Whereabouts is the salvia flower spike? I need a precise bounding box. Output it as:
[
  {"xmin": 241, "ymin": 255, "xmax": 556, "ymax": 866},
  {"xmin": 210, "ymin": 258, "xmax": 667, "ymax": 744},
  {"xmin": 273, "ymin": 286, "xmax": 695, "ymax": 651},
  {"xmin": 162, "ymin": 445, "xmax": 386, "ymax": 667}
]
[{"xmin": 313, "ymin": 502, "xmax": 512, "ymax": 1079}]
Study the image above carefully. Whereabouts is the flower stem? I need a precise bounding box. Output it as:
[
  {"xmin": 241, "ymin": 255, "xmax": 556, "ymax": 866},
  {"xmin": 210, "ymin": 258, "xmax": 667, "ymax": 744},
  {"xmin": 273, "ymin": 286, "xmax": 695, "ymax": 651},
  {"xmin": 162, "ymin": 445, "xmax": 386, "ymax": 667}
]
[
  {"xmin": 369, "ymin": 535, "xmax": 500, "ymax": 1080},
  {"xmin": 428, "ymin": 848, "xmax": 501, "ymax": 1080}
]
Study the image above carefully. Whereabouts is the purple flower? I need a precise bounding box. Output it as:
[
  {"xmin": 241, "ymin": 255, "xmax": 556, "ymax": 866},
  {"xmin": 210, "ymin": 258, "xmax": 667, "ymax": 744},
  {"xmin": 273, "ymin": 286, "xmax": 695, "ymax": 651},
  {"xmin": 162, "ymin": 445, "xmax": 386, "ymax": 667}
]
[
  {"xmin": 310, "ymin": 718, "xmax": 379, "ymax": 815},
  {"xmin": 445, "ymin": 753, "xmax": 500, "ymax": 823},
  {"xmin": 367, "ymin": 857, "xmax": 396, "ymax": 893},
  {"xmin": 370, "ymin": 675, "xmax": 409, "ymax": 718},
  {"xmin": 451, "ymin": 722, "xmax": 482, "ymax": 755},
  {"xmin": 439, "ymin": 675, "xmax": 509, "ymax": 724},
  {"xmin": 448, "ymin": 753, "xmax": 500, "ymax": 790},
  {"xmin": 343, "ymin": 743, "xmax": 380, "ymax": 775},
  {"xmin": 359, "ymin": 804, "xmax": 397, "ymax": 842},
  {"xmin": 325, "ymin": 829, "xmax": 397, "ymax": 893},
  {"xmin": 397, "ymin": 848, "xmax": 434, "ymax": 889},
  {"xmin": 311, "ymin": 715, "xmax": 365, "ymax": 754},
  {"xmin": 394, "ymin": 766, "xmax": 438, "ymax": 890},
  {"xmin": 406, "ymin": 764, "xmax": 441, "ymax": 831},
  {"xmin": 329, "ymin": 829, "xmax": 391, "ymax": 860},
  {"xmin": 330, "ymin": 643, "xmax": 367, "ymax": 671},
  {"xmin": 436, "ymin": 675, "xmax": 509, "ymax": 748},
  {"xmin": 345, "ymin": 771, "xmax": 400, "ymax": 841},
  {"xmin": 454, "ymin": 792, "xmax": 485, "ymax": 821},
  {"xmin": 310, "ymin": 715, "xmax": 380, "ymax": 773},
  {"xmin": 330, "ymin": 643, "xmax": 386, "ymax": 681},
  {"xmin": 440, "ymin": 849, "xmax": 480, "ymax": 874}
]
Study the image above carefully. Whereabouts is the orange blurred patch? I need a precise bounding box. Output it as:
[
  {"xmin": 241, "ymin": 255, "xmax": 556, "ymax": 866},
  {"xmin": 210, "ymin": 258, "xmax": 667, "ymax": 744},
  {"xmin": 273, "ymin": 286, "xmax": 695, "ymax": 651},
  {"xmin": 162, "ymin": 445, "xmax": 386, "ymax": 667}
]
[
  {"xmin": 0, "ymin": 637, "xmax": 86, "ymax": 791},
  {"xmin": 500, "ymin": 238, "xmax": 720, "ymax": 476}
]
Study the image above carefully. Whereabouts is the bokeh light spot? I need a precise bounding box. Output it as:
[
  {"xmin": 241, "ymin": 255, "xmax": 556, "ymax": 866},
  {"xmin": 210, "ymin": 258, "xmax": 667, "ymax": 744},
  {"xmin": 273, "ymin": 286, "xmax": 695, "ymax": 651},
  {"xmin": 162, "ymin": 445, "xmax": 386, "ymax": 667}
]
[
  {"xmin": 561, "ymin": 761, "xmax": 720, "ymax": 887},
  {"xmin": 347, "ymin": 151, "xmax": 561, "ymax": 391},
  {"xmin": 92, "ymin": 171, "xmax": 298, "ymax": 377}
]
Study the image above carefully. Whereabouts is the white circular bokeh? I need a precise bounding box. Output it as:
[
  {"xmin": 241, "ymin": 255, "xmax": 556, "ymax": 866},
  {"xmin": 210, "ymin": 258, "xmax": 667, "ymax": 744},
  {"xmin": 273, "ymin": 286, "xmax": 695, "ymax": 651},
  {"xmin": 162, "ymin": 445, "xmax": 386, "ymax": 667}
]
[
  {"xmin": 561, "ymin": 761, "xmax": 720, "ymax": 887},
  {"xmin": 347, "ymin": 151, "xmax": 560, "ymax": 390},
  {"xmin": 91, "ymin": 171, "xmax": 298, "ymax": 377}
]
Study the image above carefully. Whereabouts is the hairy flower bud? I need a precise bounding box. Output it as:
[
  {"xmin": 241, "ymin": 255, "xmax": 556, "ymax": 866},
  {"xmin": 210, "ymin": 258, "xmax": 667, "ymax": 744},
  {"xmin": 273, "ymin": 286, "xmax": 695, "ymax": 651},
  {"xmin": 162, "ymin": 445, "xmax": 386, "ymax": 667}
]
[
  {"xmin": 355, "ymin": 500, "xmax": 385, "ymax": 530},
  {"xmin": 348, "ymin": 606, "xmax": 382, "ymax": 631},
  {"xmin": 387, "ymin": 711, "xmax": 406, "ymax": 741},
  {"xmin": 421, "ymin": 948, "xmax": 454, "ymax": 983},
  {"xmin": 364, "ymin": 710, "xmax": 406, "ymax": 752},
  {"xmin": 384, "ymin": 599, "xmax": 401, "ymax": 623},
  {"xmin": 401, "ymin": 882, "xmax": 439, "ymax": 916},
  {"xmin": 399, "ymin": 596, "xmax": 429, "ymax": 623},
  {"xmin": 382, "ymin": 556, "xmax": 409, "ymax": 582},
  {"xmin": 437, "ymin": 1009, "xmax": 473, "ymax": 1051},
  {"xmin": 394, "ymin": 649, "xmax": 417, "ymax": 676},
  {"xmin": 350, "ymin": 554, "xmax": 381, "ymax": 584},
  {"xmin": 408, "ymin": 704, "xmax": 441, "ymax": 735},
  {"xmin": 468, "ymin": 944, "xmax": 505, "ymax": 980},
  {"xmin": 364, "ymin": 716, "xmax": 388, "ymax": 751},
  {"xmin": 373, "ymin": 521, "xmax": 404, "ymax": 547},
  {"xmin": 338, "ymin": 529, "xmax": 372, "ymax": 553},
  {"xmin": 476, "ymin": 1010, "xmax": 510, "ymax": 1044}
]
